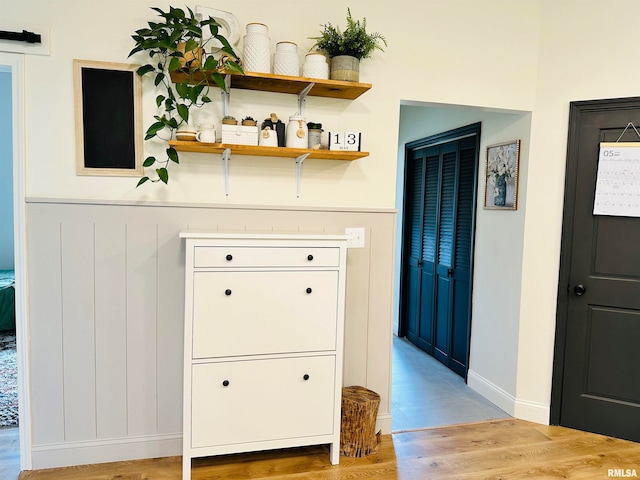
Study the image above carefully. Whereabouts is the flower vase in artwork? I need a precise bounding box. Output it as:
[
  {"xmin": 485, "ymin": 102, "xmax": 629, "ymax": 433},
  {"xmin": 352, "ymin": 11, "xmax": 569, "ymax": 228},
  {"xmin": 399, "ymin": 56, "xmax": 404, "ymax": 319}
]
[{"xmin": 494, "ymin": 174, "xmax": 507, "ymax": 206}]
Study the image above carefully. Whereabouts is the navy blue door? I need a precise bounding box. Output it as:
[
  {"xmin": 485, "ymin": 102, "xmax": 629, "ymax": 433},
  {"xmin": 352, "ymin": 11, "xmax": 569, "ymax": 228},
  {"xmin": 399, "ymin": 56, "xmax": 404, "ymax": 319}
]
[{"xmin": 401, "ymin": 125, "xmax": 479, "ymax": 378}]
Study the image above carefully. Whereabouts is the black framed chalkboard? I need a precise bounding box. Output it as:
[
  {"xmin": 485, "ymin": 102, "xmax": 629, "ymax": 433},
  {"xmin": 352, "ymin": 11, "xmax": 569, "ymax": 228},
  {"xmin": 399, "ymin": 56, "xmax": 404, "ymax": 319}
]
[{"xmin": 74, "ymin": 60, "xmax": 142, "ymax": 176}]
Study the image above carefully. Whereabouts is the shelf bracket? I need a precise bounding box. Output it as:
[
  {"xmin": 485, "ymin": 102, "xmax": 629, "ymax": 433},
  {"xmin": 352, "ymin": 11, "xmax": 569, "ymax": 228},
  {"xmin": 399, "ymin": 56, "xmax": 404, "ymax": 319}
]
[
  {"xmin": 221, "ymin": 75, "xmax": 231, "ymax": 117},
  {"xmin": 222, "ymin": 148, "xmax": 231, "ymax": 196},
  {"xmin": 297, "ymin": 83, "xmax": 314, "ymax": 116},
  {"xmin": 295, "ymin": 153, "xmax": 311, "ymax": 198}
]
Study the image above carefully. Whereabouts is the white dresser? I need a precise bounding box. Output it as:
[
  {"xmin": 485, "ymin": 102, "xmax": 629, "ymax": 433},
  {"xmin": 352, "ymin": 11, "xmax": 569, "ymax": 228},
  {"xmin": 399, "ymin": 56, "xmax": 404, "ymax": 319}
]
[{"xmin": 180, "ymin": 231, "xmax": 348, "ymax": 479}]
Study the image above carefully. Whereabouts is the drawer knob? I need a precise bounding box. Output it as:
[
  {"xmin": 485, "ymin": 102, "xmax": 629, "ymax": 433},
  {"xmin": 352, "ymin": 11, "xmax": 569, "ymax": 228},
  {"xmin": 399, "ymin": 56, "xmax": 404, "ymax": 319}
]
[
  {"xmin": 226, "ymin": 254, "xmax": 233, "ymax": 261},
  {"xmin": 225, "ymin": 289, "xmax": 232, "ymax": 296},
  {"xmin": 306, "ymin": 287, "xmax": 312, "ymax": 294},
  {"xmin": 307, "ymin": 254, "xmax": 314, "ymax": 261},
  {"xmin": 303, "ymin": 374, "xmax": 310, "ymax": 381},
  {"xmin": 222, "ymin": 380, "xmax": 230, "ymax": 387}
]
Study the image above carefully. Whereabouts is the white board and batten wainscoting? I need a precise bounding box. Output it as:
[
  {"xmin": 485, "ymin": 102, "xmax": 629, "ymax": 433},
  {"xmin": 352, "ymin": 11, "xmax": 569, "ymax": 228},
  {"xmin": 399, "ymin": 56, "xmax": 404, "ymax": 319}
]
[{"xmin": 25, "ymin": 198, "xmax": 395, "ymax": 469}]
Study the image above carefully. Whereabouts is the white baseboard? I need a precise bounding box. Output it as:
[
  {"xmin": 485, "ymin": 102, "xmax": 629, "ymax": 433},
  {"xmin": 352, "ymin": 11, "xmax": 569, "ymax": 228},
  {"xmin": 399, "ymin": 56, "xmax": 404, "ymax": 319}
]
[
  {"xmin": 30, "ymin": 433, "xmax": 182, "ymax": 470},
  {"xmin": 376, "ymin": 413, "xmax": 393, "ymax": 435},
  {"xmin": 467, "ymin": 370, "xmax": 550, "ymax": 424},
  {"xmin": 28, "ymin": 417, "xmax": 397, "ymax": 471},
  {"xmin": 514, "ymin": 398, "xmax": 550, "ymax": 425},
  {"xmin": 467, "ymin": 369, "xmax": 516, "ymax": 416}
]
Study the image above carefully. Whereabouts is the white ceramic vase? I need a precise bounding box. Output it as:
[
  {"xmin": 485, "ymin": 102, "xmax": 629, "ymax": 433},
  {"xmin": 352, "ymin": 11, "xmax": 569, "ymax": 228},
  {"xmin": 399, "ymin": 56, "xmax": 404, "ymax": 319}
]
[
  {"xmin": 273, "ymin": 42, "xmax": 299, "ymax": 77},
  {"xmin": 243, "ymin": 23, "xmax": 271, "ymax": 73}
]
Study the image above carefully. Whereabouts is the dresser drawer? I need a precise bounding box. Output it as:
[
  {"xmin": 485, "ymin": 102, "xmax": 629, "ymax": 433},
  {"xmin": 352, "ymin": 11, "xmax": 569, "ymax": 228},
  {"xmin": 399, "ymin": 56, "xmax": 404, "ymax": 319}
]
[
  {"xmin": 191, "ymin": 356, "xmax": 335, "ymax": 448},
  {"xmin": 192, "ymin": 270, "xmax": 338, "ymax": 358},
  {"xmin": 194, "ymin": 246, "xmax": 340, "ymax": 268}
]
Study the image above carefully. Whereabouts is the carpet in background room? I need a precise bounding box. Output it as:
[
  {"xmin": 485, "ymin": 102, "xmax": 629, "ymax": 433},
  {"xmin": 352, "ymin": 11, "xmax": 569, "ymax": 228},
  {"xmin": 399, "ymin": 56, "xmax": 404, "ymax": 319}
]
[{"xmin": 0, "ymin": 331, "xmax": 18, "ymax": 428}]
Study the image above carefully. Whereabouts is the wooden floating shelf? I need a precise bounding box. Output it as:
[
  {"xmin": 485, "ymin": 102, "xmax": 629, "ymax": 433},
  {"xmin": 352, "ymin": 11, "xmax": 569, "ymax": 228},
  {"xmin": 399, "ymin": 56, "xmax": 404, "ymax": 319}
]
[
  {"xmin": 169, "ymin": 70, "xmax": 372, "ymax": 100},
  {"xmin": 169, "ymin": 141, "xmax": 369, "ymax": 161}
]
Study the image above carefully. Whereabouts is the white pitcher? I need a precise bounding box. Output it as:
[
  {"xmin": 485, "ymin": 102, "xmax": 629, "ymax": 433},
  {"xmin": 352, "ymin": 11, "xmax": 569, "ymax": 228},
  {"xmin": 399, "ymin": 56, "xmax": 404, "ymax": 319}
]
[{"xmin": 196, "ymin": 124, "xmax": 216, "ymax": 143}]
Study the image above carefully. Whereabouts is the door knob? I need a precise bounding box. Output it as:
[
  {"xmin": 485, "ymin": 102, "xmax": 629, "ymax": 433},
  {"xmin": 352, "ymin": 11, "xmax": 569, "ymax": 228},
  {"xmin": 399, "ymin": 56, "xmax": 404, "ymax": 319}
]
[
  {"xmin": 574, "ymin": 284, "xmax": 586, "ymax": 296},
  {"xmin": 225, "ymin": 289, "xmax": 232, "ymax": 296}
]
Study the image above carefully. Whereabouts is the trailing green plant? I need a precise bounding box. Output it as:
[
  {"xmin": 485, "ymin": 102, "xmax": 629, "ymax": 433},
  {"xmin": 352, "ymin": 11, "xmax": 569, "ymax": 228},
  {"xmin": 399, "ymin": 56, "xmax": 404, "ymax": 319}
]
[
  {"xmin": 310, "ymin": 8, "xmax": 387, "ymax": 60},
  {"xmin": 129, "ymin": 6, "xmax": 243, "ymax": 186}
]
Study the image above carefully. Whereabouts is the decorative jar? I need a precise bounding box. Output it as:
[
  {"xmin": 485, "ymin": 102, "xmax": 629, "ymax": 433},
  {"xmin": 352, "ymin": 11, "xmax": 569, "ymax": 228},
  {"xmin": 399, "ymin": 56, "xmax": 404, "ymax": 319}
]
[
  {"xmin": 259, "ymin": 127, "xmax": 278, "ymax": 147},
  {"xmin": 307, "ymin": 122, "xmax": 323, "ymax": 149},
  {"xmin": 243, "ymin": 23, "xmax": 271, "ymax": 73},
  {"xmin": 273, "ymin": 42, "xmax": 299, "ymax": 77},
  {"xmin": 303, "ymin": 53, "xmax": 329, "ymax": 79},
  {"xmin": 286, "ymin": 115, "xmax": 308, "ymax": 148}
]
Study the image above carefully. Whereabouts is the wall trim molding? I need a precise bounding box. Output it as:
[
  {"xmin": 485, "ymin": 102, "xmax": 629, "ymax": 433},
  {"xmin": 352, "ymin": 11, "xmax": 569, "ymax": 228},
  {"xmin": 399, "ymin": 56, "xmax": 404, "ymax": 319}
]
[
  {"xmin": 468, "ymin": 369, "xmax": 550, "ymax": 425},
  {"xmin": 25, "ymin": 197, "xmax": 397, "ymax": 214},
  {"xmin": 1, "ymin": 51, "xmax": 32, "ymax": 471},
  {"xmin": 514, "ymin": 399, "xmax": 550, "ymax": 425},
  {"xmin": 467, "ymin": 369, "xmax": 516, "ymax": 416},
  {"xmin": 31, "ymin": 433, "xmax": 182, "ymax": 470},
  {"xmin": 376, "ymin": 413, "xmax": 392, "ymax": 434}
]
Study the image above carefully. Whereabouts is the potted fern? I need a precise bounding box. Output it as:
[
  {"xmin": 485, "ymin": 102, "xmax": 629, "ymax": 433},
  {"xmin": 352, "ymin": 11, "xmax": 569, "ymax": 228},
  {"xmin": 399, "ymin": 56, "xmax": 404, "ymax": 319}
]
[
  {"xmin": 128, "ymin": 6, "xmax": 243, "ymax": 186},
  {"xmin": 310, "ymin": 8, "xmax": 386, "ymax": 82}
]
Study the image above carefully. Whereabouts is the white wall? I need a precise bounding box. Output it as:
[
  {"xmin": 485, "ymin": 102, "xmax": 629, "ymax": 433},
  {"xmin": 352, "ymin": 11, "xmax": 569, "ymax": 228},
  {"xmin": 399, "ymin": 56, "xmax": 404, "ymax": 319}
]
[
  {"xmin": 515, "ymin": 0, "xmax": 640, "ymax": 422},
  {"xmin": 5, "ymin": 0, "xmax": 541, "ymax": 208},
  {"xmin": 0, "ymin": 69, "xmax": 13, "ymax": 269}
]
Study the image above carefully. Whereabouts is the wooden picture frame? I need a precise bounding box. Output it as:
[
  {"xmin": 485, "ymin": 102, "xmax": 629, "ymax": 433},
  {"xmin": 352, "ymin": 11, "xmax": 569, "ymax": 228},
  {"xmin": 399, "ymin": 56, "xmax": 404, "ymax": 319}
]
[
  {"xmin": 484, "ymin": 139, "xmax": 520, "ymax": 210},
  {"xmin": 73, "ymin": 59, "xmax": 143, "ymax": 176}
]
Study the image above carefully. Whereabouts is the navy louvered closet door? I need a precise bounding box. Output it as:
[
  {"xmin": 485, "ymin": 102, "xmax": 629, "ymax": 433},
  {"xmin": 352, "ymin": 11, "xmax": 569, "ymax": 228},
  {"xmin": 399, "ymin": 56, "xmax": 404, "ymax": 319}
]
[{"xmin": 402, "ymin": 128, "xmax": 478, "ymax": 378}]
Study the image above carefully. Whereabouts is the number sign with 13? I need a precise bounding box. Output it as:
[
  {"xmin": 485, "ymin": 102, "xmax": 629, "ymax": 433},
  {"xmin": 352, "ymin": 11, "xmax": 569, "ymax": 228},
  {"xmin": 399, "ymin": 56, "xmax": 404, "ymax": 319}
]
[{"xmin": 329, "ymin": 132, "xmax": 362, "ymax": 151}]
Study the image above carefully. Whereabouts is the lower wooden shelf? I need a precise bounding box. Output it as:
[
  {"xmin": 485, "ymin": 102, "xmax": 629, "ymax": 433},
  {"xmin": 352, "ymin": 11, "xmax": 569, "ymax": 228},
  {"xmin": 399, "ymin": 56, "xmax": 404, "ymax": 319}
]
[{"xmin": 168, "ymin": 141, "xmax": 369, "ymax": 161}]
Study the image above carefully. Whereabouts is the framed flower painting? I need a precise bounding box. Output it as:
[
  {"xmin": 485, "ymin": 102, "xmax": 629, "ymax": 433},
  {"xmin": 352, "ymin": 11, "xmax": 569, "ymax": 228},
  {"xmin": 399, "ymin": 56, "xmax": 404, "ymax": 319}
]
[{"xmin": 484, "ymin": 140, "xmax": 520, "ymax": 210}]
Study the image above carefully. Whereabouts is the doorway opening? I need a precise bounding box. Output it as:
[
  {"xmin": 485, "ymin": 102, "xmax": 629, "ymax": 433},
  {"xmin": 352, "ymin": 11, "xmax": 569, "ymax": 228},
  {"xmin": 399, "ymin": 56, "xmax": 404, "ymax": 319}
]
[
  {"xmin": 391, "ymin": 101, "xmax": 532, "ymax": 432},
  {"xmin": 0, "ymin": 62, "xmax": 19, "ymax": 478},
  {"xmin": 0, "ymin": 51, "xmax": 30, "ymax": 475}
]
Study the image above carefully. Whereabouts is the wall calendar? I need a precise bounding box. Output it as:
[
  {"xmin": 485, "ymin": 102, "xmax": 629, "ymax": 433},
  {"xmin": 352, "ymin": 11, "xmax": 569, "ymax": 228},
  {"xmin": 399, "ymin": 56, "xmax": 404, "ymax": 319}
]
[{"xmin": 593, "ymin": 142, "xmax": 640, "ymax": 217}]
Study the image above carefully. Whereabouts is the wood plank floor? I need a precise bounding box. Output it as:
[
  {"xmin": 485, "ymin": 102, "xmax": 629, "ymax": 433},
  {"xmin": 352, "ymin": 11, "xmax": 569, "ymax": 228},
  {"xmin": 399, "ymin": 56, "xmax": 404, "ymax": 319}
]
[{"xmin": 16, "ymin": 419, "xmax": 640, "ymax": 479}]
